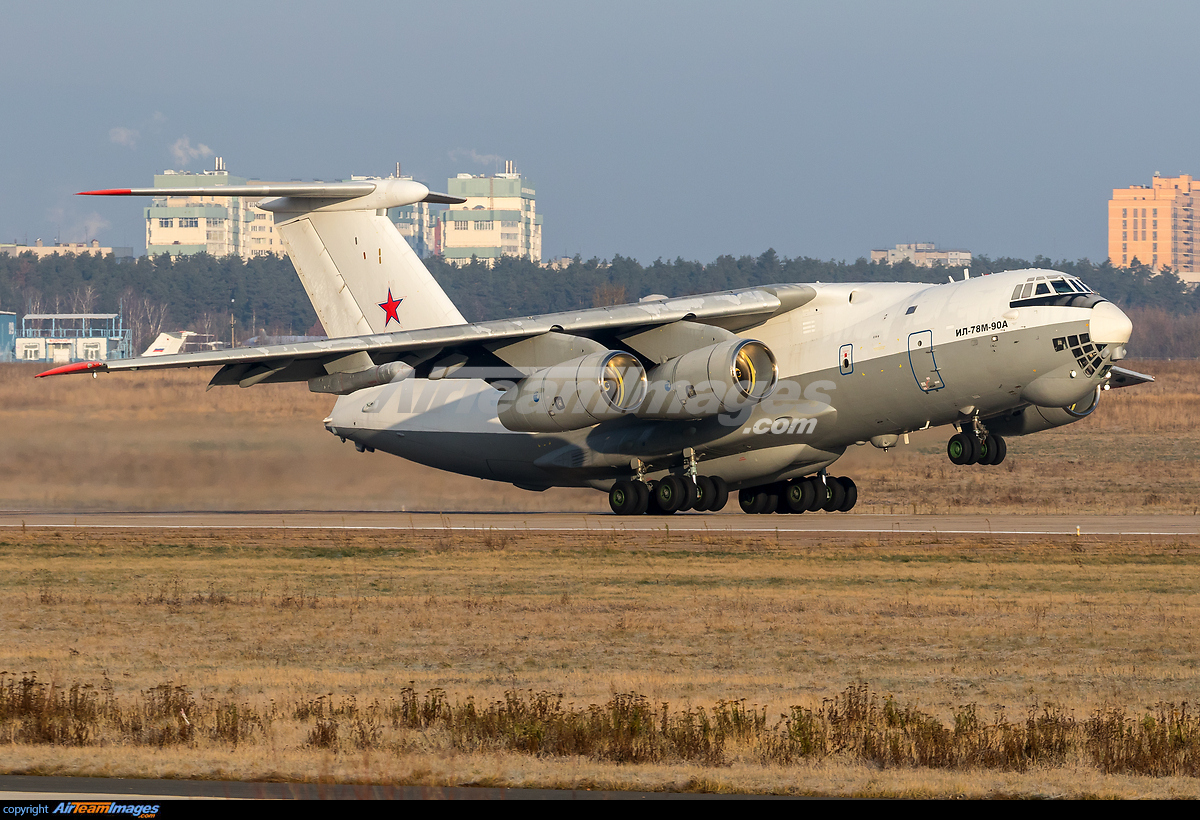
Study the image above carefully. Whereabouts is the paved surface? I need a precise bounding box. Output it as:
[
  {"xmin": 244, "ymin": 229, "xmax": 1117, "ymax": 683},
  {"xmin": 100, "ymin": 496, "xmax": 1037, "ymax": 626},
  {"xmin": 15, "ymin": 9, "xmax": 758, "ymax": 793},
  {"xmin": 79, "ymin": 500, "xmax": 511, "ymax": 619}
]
[{"xmin": 1, "ymin": 510, "xmax": 1198, "ymax": 536}]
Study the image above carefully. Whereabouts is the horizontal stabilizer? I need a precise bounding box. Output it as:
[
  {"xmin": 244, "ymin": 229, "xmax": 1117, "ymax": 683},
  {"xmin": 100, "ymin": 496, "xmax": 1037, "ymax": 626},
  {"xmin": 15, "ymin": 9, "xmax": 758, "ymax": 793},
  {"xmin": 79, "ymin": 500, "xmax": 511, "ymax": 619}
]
[{"xmin": 78, "ymin": 181, "xmax": 464, "ymax": 207}]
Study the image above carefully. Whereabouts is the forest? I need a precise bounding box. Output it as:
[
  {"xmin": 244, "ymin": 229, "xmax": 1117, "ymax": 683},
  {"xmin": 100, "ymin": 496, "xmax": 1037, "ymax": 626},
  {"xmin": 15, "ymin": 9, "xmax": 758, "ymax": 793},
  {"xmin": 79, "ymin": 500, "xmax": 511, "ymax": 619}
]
[{"xmin": 1, "ymin": 250, "xmax": 1196, "ymax": 357}]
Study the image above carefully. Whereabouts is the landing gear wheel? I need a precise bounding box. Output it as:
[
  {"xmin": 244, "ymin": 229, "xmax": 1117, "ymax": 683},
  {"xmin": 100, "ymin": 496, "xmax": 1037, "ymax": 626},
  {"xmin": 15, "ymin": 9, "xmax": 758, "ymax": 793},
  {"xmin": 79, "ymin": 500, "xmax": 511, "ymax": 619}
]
[
  {"xmin": 820, "ymin": 477, "xmax": 846, "ymax": 512},
  {"xmin": 708, "ymin": 476, "xmax": 729, "ymax": 512},
  {"xmin": 784, "ymin": 479, "xmax": 814, "ymax": 514},
  {"xmin": 609, "ymin": 480, "xmax": 639, "ymax": 515},
  {"xmin": 761, "ymin": 485, "xmax": 781, "ymax": 514},
  {"xmin": 991, "ymin": 435, "xmax": 1007, "ymax": 465},
  {"xmin": 633, "ymin": 480, "xmax": 650, "ymax": 515},
  {"xmin": 979, "ymin": 434, "xmax": 998, "ymax": 466},
  {"xmin": 804, "ymin": 477, "xmax": 824, "ymax": 512},
  {"xmin": 836, "ymin": 477, "xmax": 857, "ymax": 512},
  {"xmin": 739, "ymin": 487, "xmax": 767, "ymax": 514},
  {"xmin": 693, "ymin": 476, "xmax": 716, "ymax": 511},
  {"xmin": 678, "ymin": 477, "xmax": 699, "ymax": 512},
  {"xmin": 948, "ymin": 432, "xmax": 978, "ymax": 465},
  {"xmin": 654, "ymin": 475, "xmax": 685, "ymax": 514}
]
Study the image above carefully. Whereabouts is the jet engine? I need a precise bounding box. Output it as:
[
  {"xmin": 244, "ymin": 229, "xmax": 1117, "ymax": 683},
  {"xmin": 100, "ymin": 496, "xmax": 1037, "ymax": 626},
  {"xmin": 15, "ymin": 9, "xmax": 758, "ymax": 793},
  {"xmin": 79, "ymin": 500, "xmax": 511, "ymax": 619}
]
[
  {"xmin": 637, "ymin": 339, "xmax": 777, "ymax": 419},
  {"xmin": 986, "ymin": 386, "xmax": 1101, "ymax": 437},
  {"xmin": 497, "ymin": 351, "xmax": 647, "ymax": 432}
]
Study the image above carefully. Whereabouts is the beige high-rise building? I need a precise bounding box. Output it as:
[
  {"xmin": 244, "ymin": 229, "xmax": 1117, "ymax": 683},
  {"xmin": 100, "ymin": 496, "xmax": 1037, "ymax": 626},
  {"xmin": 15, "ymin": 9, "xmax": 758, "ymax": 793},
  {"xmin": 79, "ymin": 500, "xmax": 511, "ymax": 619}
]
[
  {"xmin": 145, "ymin": 158, "xmax": 283, "ymax": 259},
  {"xmin": 440, "ymin": 161, "xmax": 542, "ymax": 267},
  {"xmin": 1108, "ymin": 174, "xmax": 1198, "ymax": 283}
]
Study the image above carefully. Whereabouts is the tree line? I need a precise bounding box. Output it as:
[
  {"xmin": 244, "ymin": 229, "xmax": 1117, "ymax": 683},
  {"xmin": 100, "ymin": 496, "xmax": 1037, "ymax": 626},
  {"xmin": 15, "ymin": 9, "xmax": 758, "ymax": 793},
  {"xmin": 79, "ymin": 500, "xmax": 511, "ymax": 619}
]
[{"xmin": 1, "ymin": 250, "xmax": 1196, "ymax": 356}]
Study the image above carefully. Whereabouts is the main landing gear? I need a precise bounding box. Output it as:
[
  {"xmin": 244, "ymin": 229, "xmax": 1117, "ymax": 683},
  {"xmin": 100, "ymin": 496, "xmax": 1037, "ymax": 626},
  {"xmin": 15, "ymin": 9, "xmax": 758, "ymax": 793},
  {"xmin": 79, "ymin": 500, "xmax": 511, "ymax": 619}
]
[
  {"xmin": 738, "ymin": 475, "xmax": 857, "ymax": 514},
  {"xmin": 947, "ymin": 430, "xmax": 1007, "ymax": 466},
  {"xmin": 609, "ymin": 475, "xmax": 730, "ymax": 516}
]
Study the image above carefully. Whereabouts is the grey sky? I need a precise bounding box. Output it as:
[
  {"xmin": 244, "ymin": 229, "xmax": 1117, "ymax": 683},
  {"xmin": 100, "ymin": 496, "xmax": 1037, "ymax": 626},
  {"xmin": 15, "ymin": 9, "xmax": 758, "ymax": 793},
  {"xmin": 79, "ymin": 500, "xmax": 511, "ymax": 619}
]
[{"xmin": 1, "ymin": 1, "xmax": 1196, "ymax": 265}]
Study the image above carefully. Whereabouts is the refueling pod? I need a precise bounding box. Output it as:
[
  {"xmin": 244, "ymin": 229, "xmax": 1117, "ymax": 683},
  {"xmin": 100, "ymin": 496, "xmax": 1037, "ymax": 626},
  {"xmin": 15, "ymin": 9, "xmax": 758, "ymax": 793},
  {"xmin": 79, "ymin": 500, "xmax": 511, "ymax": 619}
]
[
  {"xmin": 638, "ymin": 339, "xmax": 777, "ymax": 419},
  {"xmin": 497, "ymin": 351, "xmax": 647, "ymax": 432},
  {"xmin": 987, "ymin": 386, "xmax": 1101, "ymax": 437}
]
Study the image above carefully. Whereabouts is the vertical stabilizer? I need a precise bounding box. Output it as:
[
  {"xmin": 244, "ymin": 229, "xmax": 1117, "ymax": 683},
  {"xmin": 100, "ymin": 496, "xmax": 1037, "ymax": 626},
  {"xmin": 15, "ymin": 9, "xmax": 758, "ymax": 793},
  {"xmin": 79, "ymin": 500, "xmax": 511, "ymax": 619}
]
[
  {"xmin": 276, "ymin": 208, "xmax": 465, "ymax": 337},
  {"xmin": 80, "ymin": 179, "xmax": 467, "ymax": 339}
]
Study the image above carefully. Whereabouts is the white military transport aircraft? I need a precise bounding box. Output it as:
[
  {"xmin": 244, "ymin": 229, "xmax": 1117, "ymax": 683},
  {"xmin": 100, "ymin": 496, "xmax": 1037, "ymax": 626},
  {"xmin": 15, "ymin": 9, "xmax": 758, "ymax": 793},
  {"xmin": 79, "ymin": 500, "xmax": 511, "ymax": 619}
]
[{"xmin": 40, "ymin": 178, "xmax": 1151, "ymax": 515}]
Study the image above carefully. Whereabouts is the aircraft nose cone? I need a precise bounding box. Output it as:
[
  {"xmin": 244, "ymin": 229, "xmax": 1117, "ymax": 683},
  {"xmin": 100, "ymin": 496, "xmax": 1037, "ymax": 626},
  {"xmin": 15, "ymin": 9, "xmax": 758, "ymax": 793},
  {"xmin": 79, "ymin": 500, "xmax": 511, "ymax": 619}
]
[{"xmin": 1089, "ymin": 301, "xmax": 1132, "ymax": 345}]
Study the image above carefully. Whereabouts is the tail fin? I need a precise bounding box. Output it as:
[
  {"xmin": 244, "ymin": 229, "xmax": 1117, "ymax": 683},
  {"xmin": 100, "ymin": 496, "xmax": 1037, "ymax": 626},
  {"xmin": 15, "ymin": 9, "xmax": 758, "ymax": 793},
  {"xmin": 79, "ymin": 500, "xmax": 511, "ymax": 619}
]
[{"xmin": 81, "ymin": 179, "xmax": 467, "ymax": 337}]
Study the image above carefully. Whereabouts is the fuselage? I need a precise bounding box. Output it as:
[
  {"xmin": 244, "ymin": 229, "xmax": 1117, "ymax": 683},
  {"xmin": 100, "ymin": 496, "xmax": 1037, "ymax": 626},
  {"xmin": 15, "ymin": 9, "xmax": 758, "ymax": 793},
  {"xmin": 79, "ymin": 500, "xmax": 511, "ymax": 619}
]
[{"xmin": 326, "ymin": 269, "xmax": 1131, "ymax": 492}]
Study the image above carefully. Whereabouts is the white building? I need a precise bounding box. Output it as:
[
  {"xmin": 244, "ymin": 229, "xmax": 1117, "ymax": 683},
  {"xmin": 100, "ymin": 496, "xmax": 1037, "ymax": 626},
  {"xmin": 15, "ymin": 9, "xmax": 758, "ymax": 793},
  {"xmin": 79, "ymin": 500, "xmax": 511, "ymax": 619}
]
[
  {"xmin": 145, "ymin": 158, "xmax": 283, "ymax": 258},
  {"xmin": 870, "ymin": 243, "xmax": 972, "ymax": 268},
  {"xmin": 440, "ymin": 161, "xmax": 542, "ymax": 266}
]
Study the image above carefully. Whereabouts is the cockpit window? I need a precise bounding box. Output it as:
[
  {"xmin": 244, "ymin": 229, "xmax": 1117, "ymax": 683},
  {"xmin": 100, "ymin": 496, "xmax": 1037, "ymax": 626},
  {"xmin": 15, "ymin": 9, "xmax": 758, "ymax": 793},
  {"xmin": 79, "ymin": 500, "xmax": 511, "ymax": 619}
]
[{"xmin": 1010, "ymin": 274, "xmax": 1102, "ymax": 308}]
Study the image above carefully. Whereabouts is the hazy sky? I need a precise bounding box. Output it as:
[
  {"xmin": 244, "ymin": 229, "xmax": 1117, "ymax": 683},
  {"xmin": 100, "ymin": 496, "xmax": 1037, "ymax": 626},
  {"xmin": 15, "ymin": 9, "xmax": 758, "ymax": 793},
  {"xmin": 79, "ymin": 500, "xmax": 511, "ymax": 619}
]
[{"xmin": 2, "ymin": 1, "xmax": 1197, "ymax": 265}]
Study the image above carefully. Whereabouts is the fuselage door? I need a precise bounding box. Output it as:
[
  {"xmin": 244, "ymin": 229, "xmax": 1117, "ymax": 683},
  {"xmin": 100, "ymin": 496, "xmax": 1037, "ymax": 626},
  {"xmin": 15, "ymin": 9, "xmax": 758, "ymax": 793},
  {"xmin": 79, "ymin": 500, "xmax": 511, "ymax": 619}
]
[{"xmin": 908, "ymin": 330, "xmax": 944, "ymax": 392}]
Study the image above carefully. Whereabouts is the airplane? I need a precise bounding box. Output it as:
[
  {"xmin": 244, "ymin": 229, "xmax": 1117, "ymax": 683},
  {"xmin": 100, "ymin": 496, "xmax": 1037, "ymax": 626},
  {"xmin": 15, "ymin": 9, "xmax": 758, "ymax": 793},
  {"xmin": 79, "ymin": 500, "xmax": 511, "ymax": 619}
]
[{"xmin": 38, "ymin": 177, "xmax": 1153, "ymax": 516}]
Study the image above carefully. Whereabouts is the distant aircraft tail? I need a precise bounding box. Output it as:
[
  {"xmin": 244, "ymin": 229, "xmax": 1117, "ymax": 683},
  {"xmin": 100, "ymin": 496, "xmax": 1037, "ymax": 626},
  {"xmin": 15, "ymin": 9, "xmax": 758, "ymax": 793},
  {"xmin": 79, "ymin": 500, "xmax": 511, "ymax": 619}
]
[{"xmin": 81, "ymin": 179, "xmax": 467, "ymax": 337}]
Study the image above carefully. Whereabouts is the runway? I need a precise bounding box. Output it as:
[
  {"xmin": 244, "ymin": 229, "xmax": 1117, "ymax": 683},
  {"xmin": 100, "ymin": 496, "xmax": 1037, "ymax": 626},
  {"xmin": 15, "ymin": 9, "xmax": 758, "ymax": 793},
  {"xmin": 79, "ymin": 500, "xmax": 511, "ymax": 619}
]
[{"xmin": 1, "ymin": 510, "xmax": 1198, "ymax": 537}]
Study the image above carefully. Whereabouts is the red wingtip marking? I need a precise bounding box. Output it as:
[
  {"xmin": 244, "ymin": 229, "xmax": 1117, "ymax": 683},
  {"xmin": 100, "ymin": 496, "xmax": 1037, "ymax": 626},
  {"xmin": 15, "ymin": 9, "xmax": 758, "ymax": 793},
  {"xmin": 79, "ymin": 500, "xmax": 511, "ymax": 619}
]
[
  {"xmin": 36, "ymin": 361, "xmax": 108, "ymax": 378},
  {"xmin": 77, "ymin": 189, "xmax": 133, "ymax": 196}
]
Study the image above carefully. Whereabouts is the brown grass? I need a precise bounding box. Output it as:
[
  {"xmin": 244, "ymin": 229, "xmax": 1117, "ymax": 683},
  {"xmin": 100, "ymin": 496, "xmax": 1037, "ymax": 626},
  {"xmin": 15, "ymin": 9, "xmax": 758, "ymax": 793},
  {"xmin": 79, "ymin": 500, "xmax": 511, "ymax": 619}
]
[{"xmin": 2, "ymin": 527, "xmax": 1200, "ymax": 795}]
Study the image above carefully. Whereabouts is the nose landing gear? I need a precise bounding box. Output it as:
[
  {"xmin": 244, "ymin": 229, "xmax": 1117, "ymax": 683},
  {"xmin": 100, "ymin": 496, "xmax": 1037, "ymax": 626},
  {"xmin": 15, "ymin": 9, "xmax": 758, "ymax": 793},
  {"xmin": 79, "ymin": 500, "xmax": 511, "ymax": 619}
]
[{"xmin": 947, "ymin": 429, "xmax": 1007, "ymax": 466}]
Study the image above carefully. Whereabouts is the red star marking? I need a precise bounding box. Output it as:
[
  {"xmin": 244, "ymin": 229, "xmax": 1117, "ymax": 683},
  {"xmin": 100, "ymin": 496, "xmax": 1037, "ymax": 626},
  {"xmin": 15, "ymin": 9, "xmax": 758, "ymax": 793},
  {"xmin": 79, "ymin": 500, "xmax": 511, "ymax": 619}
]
[{"xmin": 378, "ymin": 288, "xmax": 403, "ymax": 327}]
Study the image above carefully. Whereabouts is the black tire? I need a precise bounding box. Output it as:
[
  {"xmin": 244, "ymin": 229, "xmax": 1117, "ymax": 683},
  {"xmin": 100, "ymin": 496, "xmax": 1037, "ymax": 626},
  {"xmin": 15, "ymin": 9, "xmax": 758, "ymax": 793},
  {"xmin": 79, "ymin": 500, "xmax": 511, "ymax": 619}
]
[
  {"xmin": 633, "ymin": 480, "xmax": 650, "ymax": 515},
  {"xmin": 762, "ymin": 485, "xmax": 782, "ymax": 514},
  {"xmin": 948, "ymin": 432, "xmax": 972, "ymax": 465},
  {"xmin": 979, "ymin": 434, "xmax": 997, "ymax": 465},
  {"xmin": 783, "ymin": 479, "xmax": 809, "ymax": 514},
  {"xmin": 991, "ymin": 434, "xmax": 1007, "ymax": 465},
  {"xmin": 693, "ymin": 476, "xmax": 716, "ymax": 512},
  {"xmin": 966, "ymin": 433, "xmax": 981, "ymax": 465},
  {"xmin": 679, "ymin": 477, "xmax": 699, "ymax": 512},
  {"xmin": 739, "ymin": 487, "xmax": 764, "ymax": 514},
  {"xmin": 804, "ymin": 477, "xmax": 824, "ymax": 511},
  {"xmin": 609, "ymin": 480, "xmax": 638, "ymax": 515},
  {"xmin": 647, "ymin": 481, "xmax": 670, "ymax": 515},
  {"xmin": 837, "ymin": 477, "xmax": 857, "ymax": 512},
  {"xmin": 708, "ymin": 476, "xmax": 729, "ymax": 512},
  {"xmin": 655, "ymin": 475, "xmax": 685, "ymax": 514},
  {"xmin": 820, "ymin": 478, "xmax": 846, "ymax": 512}
]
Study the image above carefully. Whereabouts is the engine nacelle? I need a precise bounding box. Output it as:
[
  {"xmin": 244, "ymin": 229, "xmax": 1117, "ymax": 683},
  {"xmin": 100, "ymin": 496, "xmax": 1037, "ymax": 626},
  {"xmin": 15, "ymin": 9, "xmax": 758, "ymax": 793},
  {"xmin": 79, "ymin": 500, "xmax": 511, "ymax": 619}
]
[
  {"xmin": 637, "ymin": 339, "xmax": 777, "ymax": 419},
  {"xmin": 987, "ymin": 386, "xmax": 1101, "ymax": 437},
  {"xmin": 497, "ymin": 351, "xmax": 647, "ymax": 432}
]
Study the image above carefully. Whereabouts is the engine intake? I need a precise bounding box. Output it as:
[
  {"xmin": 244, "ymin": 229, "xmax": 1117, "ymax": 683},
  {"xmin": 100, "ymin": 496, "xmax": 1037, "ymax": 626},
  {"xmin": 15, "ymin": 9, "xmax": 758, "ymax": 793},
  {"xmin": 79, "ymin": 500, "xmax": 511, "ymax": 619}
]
[
  {"xmin": 497, "ymin": 351, "xmax": 647, "ymax": 432},
  {"xmin": 638, "ymin": 339, "xmax": 777, "ymax": 419}
]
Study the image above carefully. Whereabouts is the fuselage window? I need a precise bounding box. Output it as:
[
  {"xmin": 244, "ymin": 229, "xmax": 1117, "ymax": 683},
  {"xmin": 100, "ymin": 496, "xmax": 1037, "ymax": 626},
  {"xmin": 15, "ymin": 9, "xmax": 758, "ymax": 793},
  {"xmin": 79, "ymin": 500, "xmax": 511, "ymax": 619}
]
[{"xmin": 905, "ymin": 305, "xmax": 917, "ymax": 315}]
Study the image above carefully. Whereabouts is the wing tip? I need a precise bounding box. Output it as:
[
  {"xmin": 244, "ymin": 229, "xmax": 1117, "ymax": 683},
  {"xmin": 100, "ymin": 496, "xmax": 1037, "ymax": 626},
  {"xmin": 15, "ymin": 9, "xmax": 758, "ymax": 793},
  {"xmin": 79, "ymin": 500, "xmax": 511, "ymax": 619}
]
[{"xmin": 36, "ymin": 361, "xmax": 108, "ymax": 378}]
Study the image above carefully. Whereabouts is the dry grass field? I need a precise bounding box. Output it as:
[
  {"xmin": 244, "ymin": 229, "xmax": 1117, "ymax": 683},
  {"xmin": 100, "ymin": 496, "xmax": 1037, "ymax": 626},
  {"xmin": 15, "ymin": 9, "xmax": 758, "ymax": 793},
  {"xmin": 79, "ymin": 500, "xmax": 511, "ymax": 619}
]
[
  {"xmin": 1, "ymin": 527, "xmax": 1199, "ymax": 797},
  {"xmin": 1, "ymin": 359, "xmax": 1199, "ymax": 797}
]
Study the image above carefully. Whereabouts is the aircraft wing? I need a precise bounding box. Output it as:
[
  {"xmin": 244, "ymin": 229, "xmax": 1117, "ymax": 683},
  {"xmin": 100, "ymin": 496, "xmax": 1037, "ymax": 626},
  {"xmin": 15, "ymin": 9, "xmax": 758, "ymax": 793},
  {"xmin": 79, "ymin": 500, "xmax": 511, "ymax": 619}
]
[{"xmin": 37, "ymin": 284, "xmax": 816, "ymax": 390}]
